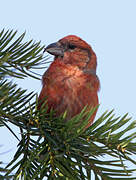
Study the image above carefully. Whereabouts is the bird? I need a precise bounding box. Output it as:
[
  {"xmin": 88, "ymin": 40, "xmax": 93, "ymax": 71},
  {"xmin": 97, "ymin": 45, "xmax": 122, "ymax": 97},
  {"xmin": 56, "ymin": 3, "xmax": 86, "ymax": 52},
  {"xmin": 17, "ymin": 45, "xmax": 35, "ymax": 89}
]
[{"xmin": 38, "ymin": 35, "xmax": 100, "ymax": 128}]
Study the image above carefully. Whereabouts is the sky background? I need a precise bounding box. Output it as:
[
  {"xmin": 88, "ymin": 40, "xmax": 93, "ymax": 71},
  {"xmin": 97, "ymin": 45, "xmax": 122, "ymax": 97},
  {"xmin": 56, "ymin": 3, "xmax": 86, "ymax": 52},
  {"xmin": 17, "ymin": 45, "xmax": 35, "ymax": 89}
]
[{"xmin": 0, "ymin": 0, "xmax": 136, "ymax": 177}]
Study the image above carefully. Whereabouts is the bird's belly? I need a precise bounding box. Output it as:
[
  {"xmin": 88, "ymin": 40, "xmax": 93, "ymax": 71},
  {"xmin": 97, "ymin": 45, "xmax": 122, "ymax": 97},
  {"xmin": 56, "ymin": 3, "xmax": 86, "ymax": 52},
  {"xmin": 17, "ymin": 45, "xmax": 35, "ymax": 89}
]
[{"xmin": 46, "ymin": 75, "xmax": 98, "ymax": 120}]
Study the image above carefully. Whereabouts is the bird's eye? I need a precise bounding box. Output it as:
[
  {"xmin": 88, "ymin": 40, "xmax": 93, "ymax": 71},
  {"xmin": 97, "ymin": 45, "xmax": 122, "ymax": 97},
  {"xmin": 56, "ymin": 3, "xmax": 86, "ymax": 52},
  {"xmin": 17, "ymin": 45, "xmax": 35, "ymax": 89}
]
[{"xmin": 68, "ymin": 44, "xmax": 76, "ymax": 50}]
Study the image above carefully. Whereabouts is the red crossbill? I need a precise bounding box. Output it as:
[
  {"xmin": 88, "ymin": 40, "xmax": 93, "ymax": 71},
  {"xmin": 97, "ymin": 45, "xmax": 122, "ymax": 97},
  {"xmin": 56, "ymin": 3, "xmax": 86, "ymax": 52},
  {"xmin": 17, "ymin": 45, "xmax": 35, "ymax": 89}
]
[{"xmin": 38, "ymin": 35, "xmax": 100, "ymax": 128}]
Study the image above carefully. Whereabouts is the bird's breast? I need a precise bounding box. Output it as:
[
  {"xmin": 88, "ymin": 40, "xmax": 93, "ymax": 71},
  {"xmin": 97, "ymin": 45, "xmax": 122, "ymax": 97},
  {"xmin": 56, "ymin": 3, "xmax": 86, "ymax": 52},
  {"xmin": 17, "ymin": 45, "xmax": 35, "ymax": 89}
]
[
  {"xmin": 46, "ymin": 63, "xmax": 86, "ymax": 90},
  {"xmin": 40, "ymin": 60, "xmax": 99, "ymax": 121},
  {"xmin": 43, "ymin": 61, "xmax": 99, "ymax": 100}
]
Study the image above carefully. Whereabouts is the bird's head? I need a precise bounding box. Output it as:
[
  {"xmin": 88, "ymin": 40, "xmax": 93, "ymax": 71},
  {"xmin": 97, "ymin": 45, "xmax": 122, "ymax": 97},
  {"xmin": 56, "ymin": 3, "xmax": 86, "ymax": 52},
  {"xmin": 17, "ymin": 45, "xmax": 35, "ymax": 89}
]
[{"xmin": 44, "ymin": 35, "xmax": 97, "ymax": 71}]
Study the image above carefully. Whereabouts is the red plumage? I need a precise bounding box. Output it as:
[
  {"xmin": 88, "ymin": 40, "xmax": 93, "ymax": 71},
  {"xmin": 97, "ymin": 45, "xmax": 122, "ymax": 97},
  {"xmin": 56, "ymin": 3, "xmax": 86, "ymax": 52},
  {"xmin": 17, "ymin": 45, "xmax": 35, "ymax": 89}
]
[{"xmin": 38, "ymin": 35, "xmax": 100, "ymax": 128}]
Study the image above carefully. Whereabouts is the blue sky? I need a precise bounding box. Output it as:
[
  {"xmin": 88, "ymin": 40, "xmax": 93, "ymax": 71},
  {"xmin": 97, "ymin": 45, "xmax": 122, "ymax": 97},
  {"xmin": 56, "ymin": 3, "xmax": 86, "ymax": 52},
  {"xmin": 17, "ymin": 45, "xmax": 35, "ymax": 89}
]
[{"xmin": 0, "ymin": 0, "xmax": 136, "ymax": 177}]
